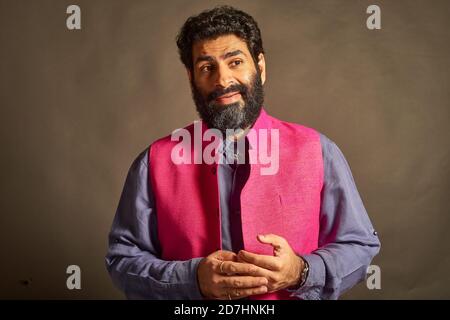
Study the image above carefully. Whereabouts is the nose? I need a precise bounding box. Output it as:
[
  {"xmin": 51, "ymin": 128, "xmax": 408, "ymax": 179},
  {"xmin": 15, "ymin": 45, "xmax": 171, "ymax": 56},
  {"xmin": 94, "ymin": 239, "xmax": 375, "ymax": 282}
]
[{"xmin": 214, "ymin": 62, "xmax": 235, "ymax": 88}]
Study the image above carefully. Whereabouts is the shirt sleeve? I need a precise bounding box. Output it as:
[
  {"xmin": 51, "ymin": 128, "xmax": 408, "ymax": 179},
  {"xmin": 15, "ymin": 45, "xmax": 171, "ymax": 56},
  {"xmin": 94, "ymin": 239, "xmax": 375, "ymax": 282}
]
[
  {"xmin": 289, "ymin": 134, "xmax": 381, "ymax": 300},
  {"xmin": 105, "ymin": 147, "xmax": 204, "ymax": 299}
]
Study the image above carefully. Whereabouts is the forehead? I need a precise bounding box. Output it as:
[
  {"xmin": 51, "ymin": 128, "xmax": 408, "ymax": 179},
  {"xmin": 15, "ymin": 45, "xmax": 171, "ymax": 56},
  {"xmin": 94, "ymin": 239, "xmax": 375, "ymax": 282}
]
[{"xmin": 192, "ymin": 34, "xmax": 250, "ymax": 60}]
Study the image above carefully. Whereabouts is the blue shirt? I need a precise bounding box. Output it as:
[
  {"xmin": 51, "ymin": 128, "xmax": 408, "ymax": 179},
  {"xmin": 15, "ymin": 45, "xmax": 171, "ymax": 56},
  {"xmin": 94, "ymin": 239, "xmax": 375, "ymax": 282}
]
[{"xmin": 105, "ymin": 133, "xmax": 381, "ymax": 299}]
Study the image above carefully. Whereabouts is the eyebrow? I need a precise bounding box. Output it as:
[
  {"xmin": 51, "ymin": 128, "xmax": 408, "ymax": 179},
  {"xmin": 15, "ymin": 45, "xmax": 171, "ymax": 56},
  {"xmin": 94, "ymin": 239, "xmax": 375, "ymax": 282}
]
[
  {"xmin": 194, "ymin": 49, "xmax": 245, "ymax": 66},
  {"xmin": 222, "ymin": 49, "xmax": 245, "ymax": 60}
]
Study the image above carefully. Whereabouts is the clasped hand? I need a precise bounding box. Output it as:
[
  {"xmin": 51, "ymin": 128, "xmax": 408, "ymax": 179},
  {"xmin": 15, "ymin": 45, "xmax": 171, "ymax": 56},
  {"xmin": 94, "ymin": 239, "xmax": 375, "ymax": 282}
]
[{"xmin": 197, "ymin": 234, "xmax": 304, "ymax": 300}]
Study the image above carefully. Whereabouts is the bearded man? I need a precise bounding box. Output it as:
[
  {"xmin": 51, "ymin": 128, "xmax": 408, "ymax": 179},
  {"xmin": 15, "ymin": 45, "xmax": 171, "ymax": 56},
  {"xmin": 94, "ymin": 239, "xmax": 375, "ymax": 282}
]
[{"xmin": 106, "ymin": 5, "xmax": 381, "ymax": 300}]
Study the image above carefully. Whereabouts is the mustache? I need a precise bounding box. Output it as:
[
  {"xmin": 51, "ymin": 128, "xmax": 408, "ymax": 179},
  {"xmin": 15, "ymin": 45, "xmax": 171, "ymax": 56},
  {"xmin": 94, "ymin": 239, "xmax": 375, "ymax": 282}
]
[{"xmin": 206, "ymin": 83, "xmax": 248, "ymax": 103}]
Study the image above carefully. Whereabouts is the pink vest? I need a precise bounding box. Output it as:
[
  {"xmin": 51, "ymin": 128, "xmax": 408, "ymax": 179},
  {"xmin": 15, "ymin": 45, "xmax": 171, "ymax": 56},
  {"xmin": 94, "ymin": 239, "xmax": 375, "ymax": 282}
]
[{"xmin": 149, "ymin": 109, "xmax": 324, "ymax": 300}]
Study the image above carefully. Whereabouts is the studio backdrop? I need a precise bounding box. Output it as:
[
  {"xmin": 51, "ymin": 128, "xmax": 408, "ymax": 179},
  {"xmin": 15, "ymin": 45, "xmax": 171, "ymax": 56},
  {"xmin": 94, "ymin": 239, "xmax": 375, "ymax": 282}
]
[{"xmin": 0, "ymin": 0, "xmax": 449, "ymax": 299}]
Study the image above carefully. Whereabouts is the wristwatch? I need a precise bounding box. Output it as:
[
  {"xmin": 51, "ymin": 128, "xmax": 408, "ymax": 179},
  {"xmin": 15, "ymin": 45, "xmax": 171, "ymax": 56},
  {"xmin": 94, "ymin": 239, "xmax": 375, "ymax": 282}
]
[
  {"xmin": 289, "ymin": 256, "xmax": 309, "ymax": 290},
  {"xmin": 299, "ymin": 258, "xmax": 309, "ymax": 288}
]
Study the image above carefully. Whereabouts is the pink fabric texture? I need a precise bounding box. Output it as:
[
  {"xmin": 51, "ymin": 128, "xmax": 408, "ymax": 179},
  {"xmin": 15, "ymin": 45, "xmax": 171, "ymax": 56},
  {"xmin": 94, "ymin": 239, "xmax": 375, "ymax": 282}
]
[{"xmin": 149, "ymin": 109, "xmax": 324, "ymax": 300}]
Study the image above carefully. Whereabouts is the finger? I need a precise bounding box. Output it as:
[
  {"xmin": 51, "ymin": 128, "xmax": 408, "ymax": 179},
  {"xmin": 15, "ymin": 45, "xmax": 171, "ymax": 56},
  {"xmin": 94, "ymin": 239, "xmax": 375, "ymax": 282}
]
[
  {"xmin": 257, "ymin": 234, "xmax": 287, "ymax": 249},
  {"xmin": 243, "ymin": 265, "xmax": 272, "ymax": 278},
  {"xmin": 238, "ymin": 250, "xmax": 282, "ymax": 271},
  {"xmin": 216, "ymin": 250, "xmax": 238, "ymax": 262},
  {"xmin": 218, "ymin": 276, "xmax": 268, "ymax": 289},
  {"xmin": 234, "ymin": 257, "xmax": 274, "ymax": 278},
  {"xmin": 218, "ymin": 261, "xmax": 259, "ymax": 275},
  {"xmin": 223, "ymin": 286, "xmax": 268, "ymax": 300}
]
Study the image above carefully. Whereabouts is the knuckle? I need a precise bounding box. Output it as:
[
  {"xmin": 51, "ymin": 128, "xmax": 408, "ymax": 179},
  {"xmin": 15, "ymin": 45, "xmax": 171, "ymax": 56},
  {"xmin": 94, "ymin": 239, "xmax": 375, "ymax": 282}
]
[
  {"xmin": 273, "ymin": 274, "xmax": 281, "ymax": 283},
  {"xmin": 233, "ymin": 279, "xmax": 241, "ymax": 287},
  {"xmin": 238, "ymin": 289, "xmax": 248, "ymax": 297},
  {"xmin": 269, "ymin": 273, "xmax": 279, "ymax": 282},
  {"xmin": 207, "ymin": 259, "xmax": 215, "ymax": 268}
]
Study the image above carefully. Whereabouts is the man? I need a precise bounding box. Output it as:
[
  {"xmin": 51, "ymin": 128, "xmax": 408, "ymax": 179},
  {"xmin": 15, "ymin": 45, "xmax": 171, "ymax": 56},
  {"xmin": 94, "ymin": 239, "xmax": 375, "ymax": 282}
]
[{"xmin": 105, "ymin": 5, "xmax": 380, "ymax": 300}]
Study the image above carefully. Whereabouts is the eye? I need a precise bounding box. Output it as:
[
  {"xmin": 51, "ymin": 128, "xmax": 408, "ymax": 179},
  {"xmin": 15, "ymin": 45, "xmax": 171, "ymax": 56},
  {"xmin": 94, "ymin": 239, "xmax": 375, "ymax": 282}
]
[
  {"xmin": 200, "ymin": 65, "xmax": 214, "ymax": 73},
  {"xmin": 230, "ymin": 60, "xmax": 243, "ymax": 67}
]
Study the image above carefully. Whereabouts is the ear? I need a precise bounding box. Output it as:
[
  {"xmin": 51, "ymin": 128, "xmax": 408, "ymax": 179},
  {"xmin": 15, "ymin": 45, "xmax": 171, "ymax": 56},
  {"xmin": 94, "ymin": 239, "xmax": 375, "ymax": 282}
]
[{"xmin": 257, "ymin": 53, "xmax": 266, "ymax": 85}]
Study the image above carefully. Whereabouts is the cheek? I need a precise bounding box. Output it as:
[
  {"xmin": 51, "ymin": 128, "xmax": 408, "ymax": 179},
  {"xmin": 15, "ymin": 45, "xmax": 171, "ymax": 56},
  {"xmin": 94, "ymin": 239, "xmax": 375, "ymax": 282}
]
[
  {"xmin": 236, "ymin": 69, "xmax": 255, "ymax": 86},
  {"xmin": 242, "ymin": 75, "xmax": 253, "ymax": 86},
  {"xmin": 194, "ymin": 77, "xmax": 214, "ymax": 94},
  {"xmin": 192, "ymin": 80, "xmax": 208, "ymax": 96}
]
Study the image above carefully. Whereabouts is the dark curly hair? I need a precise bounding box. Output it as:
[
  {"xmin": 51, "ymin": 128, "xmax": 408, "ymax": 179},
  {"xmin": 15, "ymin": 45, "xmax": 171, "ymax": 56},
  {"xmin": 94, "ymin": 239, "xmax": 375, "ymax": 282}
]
[{"xmin": 176, "ymin": 5, "xmax": 264, "ymax": 72}]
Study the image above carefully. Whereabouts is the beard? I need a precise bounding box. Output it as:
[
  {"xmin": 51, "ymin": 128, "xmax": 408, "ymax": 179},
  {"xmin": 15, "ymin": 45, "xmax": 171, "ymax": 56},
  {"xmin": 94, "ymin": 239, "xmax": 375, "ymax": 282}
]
[{"xmin": 191, "ymin": 71, "xmax": 264, "ymax": 135}]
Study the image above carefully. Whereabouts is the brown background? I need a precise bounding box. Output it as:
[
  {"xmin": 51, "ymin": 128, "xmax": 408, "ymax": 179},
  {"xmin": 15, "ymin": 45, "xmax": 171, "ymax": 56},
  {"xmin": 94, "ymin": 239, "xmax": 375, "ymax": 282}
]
[{"xmin": 0, "ymin": 0, "xmax": 449, "ymax": 299}]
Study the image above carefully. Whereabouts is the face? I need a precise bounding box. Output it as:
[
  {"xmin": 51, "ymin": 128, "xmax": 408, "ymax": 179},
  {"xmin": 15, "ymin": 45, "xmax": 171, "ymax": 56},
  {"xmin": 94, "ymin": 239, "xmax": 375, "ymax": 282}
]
[{"xmin": 188, "ymin": 34, "xmax": 266, "ymax": 134}]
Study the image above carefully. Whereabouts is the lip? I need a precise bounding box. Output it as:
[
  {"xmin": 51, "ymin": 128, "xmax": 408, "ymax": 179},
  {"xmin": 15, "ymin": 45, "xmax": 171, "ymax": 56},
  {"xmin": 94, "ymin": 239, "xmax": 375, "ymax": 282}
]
[{"xmin": 215, "ymin": 91, "xmax": 241, "ymax": 104}]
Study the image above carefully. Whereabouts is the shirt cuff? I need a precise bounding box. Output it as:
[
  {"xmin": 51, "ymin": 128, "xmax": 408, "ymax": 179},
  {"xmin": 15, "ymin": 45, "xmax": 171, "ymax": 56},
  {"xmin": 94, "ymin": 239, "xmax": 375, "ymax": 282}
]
[
  {"xmin": 286, "ymin": 253, "xmax": 326, "ymax": 300},
  {"xmin": 171, "ymin": 257, "xmax": 204, "ymax": 299}
]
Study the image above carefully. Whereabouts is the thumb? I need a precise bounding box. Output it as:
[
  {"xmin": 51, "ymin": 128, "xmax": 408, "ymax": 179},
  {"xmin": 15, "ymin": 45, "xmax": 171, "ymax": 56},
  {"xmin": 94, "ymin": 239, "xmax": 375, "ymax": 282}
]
[{"xmin": 257, "ymin": 234, "xmax": 288, "ymax": 249}]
